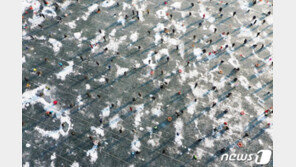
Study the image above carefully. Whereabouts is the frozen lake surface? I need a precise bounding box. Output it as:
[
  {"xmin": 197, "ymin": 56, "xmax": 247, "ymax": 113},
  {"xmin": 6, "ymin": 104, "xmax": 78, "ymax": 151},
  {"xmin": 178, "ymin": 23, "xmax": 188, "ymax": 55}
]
[{"xmin": 22, "ymin": 0, "xmax": 273, "ymax": 166}]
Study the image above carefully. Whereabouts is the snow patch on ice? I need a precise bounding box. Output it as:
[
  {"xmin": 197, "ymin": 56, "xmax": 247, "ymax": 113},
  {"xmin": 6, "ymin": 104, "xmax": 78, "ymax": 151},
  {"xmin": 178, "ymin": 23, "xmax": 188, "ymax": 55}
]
[
  {"xmin": 56, "ymin": 61, "xmax": 74, "ymax": 80},
  {"xmin": 49, "ymin": 38, "xmax": 62, "ymax": 53}
]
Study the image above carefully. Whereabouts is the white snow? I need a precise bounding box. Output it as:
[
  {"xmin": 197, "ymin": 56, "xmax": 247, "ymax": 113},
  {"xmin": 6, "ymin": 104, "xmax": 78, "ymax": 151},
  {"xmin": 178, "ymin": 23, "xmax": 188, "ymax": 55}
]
[
  {"xmin": 23, "ymin": 162, "xmax": 30, "ymax": 167},
  {"xmin": 174, "ymin": 118, "xmax": 184, "ymax": 147},
  {"xmin": 134, "ymin": 104, "xmax": 145, "ymax": 127},
  {"xmin": 70, "ymin": 162, "xmax": 80, "ymax": 167},
  {"xmin": 116, "ymin": 64, "xmax": 129, "ymax": 77},
  {"xmin": 101, "ymin": 106, "xmax": 111, "ymax": 118},
  {"xmin": 170, "ymin": 2, "xmax": 182, "ymax": 9},
  {"xmin": 48, "ymin": 38, "xmax": 62, "ymax": 53},
  {"xmin": 130, "ymin": 32, "xmax": 139, "ymax": 42},
  {"xmin": 86, "ymin": 145, "xmax": 98, "ymax": 163},
  {"xmin": 101, "ymin": 0, "xmax": 116, "ymax": 7},
  {"xmin": 109, "ymin": 114, "xmax": 121, "ymax": 129},
  {"xmin": 66, "ymin": 20, "xmax": 77, "ymax": 29},
  {"xmin": 74, "ymin": 32, "xmax": 82, "ymax": 39},
  {"xmin": 91, "ymin": 126, "xmax": 105, "ymax": 137},
  {"xmin": 105, "ymin": 35, "xmax": 127, "ymax": 52},
  {"xmin": 193, "ymin": 48, "xmax": 203, "ymax": 60},
  {"xmin": 86, "ymin": 84, "xmax": 91, "ymax": 90},
  {"xmin": 56, "ymin": 61, "xmax": 74, "ymax": 80},
  {"xmin": 131, "ymin": 135, "xmax": 141, "ymax": 152},
  {"xmin": 82, "ymin": 4, "xmax": 99, "ymax": 21}
]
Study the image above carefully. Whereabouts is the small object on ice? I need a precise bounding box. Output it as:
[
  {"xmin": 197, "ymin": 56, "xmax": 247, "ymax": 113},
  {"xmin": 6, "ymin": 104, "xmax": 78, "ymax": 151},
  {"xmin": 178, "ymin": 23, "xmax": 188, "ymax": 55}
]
[
  {"xmin": 97, "ymin": 8, "xmax": 101, "ymax": 14},
  {"xmin": 58, "ymin": 62, "xmax": 63, "ymax": 66},
  {"xmin": 86, "ymin": 92, "xmax": 92, "ymax": 98},
  {"xmin": 154, "ymin": 126, "xmax": 158, "ymax": 130},
  {"xmin": 194, "ymin": 82, "xmax": 198, "ymax": 88},
  {"xmin": 243, "ymin": 133, "xmax": 249, "ymax": 138},
  {"xmin": 224, "ymin": 109, "xmax": 228, "ymax": 114},
  {"xmin": 178, "ymin": 91, "xmax": 181, "ymax": 95},
  {"xmin": 240, "ymin": 111, "xmax": 245, "ymax": 115},
  {"xmin": 218, "ymin": 70, "xmax": 223, "ymax": 74},
  {"xmin": 130, "ymin": 107, "xmax": 133, "ymax": 111},
  {"xmin": 164, "ymin": 1, "xmax": 168, "ymax": 5},
  {"xmin": 53, "ymin": 101, "xmax": 58, "ymax": 105},
  {"xmin": 193, "ymin": 155, "xmax": 198, "ymax": 160},
  {"xmin": 150, "ymin": 70, "xmax": 154, "ymax": 75},
  {"xmin": 167, "ymin": 116, "xmax": 172, "ymax": 122},
  {"xmin": 237, "ymin": 142, "xmax": 243, "ymax": 148},
  {"xmin": 178, "ymin": 69, "xmax": 182, "ymax": 73},
  {"xmin": 262, "ymin": 20, "xmax": 266, "ymax": 24},
  {"xmin": 220, "ymin": 148, "xmax": 226, "ymax": 153},
  {"xmin": 224, "ymin": 122, "xmax": 228, "ymax": 126}
]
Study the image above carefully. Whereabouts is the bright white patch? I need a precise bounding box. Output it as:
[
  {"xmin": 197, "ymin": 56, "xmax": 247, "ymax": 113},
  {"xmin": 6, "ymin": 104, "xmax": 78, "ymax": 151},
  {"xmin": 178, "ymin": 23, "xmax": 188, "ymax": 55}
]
[
  {"xmin": 48, "ymin": 38, "xmax": 62, "ymax": 53},
  {"xmin": 66, "ymin": 20, "xmax": 77, "ymax": 29},
  {"xmin": 130, "ymin": 32, "xmax": 139, "ymax": 42},
  {"xmin": 203, "ymin": 138, "xmax": 214, "ymax": 148},
  {"xmin": 122, "ymin": 2, "xmax": 131, "ymax": 10},
  {"xmin": 86, "ymin": 84, "xmax": 91, "ymax": 90},
  {"xmin": 86, "ymin": 145, "xmax": 98, "ymax": 163},
  {"xmin": 134, "ymin": 104, "xmax": 145, "ymax": 127},
  {"xmin": 174, "ymin": 118, "xmax": 184, "ymax": 147},
  {"xmin": 147, "ymin": 138, "xmax": 160, "ymax": 147},
  {"xmin": 91, "ymin": 126, "xmax": 105, "ymax": 137},
  {"xmin": 116, "ymin": 64, "xmax": 129, "ymax": 77},
  {"xmin": 238, "ymin": 27, "xmax": 253, "ymax": 37},
  {"xmin": 239, "ymin": 76, "xmax": 249, "ymax": 89},
  {"xmin": 170, "ymin": 2, "xmax": 182, "ymax": 9},
  {"xmin": 26, "ymin": 143, "xmax": 31, "ymax": 147},
  {"xmin": 156, "ymin": 7, "xmax": 169, "ymax": 19},
  {"xmin": 101, "ymin": 106, "xmax": 110, "ymax": 118},
  {"xmin": 131, "ymin": 135, "xmax": 141, "ymax": 152},
  {"xmin": 82, "ymin": 4, "xmax": 99, "ymax": 21},
  {"xmin": 74, "ymin": 32, "xmax": 81, "ymax": 39},
  {"xmin": 101, "ymin": 0, "xmax": 116, "ymax": 7},
  {"xmin": 50, "ymin": 152, "xmax": 56, "ymax": 160},
  {"xmin": 56, "ymin": 61, "xmax": 74, "ymax": 80},
  {"xmin": 109, "ymin": 114, "xmax": 121, "ymax": 129},
  {"xmin": 193, "ymin": 48, "xmax": 203, "ymax": 60},
  {"xmin": 105, "ymin": 35, "xmax": 127, "ymax": 52},
  {"xmin": 187, "ymin": 102, "xmax": 197, "ymax": 115},
  {"xmin": 70, "ymin": 161, "xmax": 80, "ymax": 167},
  {"xmin": 23, "ymin": 162, "xmax": 30, "ymax": 167},
  {"xmin": 28, "ymin": 16, "xmax": 45, "ymax": 29},
  {"xmin": 22, "ymin": 0, "xmax": 40, "ymax": 14}
]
